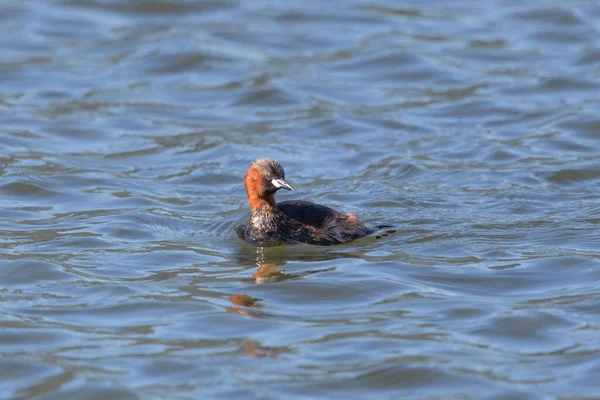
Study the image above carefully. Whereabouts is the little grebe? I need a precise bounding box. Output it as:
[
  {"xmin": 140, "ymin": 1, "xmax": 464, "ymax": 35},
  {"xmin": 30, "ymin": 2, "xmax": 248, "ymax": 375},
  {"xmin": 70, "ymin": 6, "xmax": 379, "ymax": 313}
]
[{"xmin": 236, "ymin": 158, "xmax": 371, "ymax": 246}]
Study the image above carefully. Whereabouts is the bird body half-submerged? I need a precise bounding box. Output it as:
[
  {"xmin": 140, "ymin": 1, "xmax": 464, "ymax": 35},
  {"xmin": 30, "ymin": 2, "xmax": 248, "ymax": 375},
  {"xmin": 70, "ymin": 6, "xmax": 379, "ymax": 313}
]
[{"xmin": 235, "ymin": 158, "xmax": 371, "ymax": 246}]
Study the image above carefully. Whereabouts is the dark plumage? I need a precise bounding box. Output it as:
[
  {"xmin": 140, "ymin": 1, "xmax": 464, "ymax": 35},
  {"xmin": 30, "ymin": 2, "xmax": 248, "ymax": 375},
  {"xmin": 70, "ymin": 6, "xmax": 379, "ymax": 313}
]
[{"xmin": 236, "ymin": 158, "xmax": 371, "ymax": 246}]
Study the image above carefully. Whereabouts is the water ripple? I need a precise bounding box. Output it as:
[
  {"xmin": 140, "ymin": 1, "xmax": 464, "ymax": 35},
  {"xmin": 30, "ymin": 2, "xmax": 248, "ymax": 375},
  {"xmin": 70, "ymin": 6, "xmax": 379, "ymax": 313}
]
[{"xmin": 2, "ymin": 0, "xmax": 600, "ymax": 398}]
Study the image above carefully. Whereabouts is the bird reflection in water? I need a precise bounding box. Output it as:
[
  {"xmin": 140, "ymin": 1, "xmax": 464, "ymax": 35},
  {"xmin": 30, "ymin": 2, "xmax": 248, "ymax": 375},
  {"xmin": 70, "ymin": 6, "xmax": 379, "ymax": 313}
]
[
  {"xmin": 226, "ymin": 293, "xmax": 264, "ymax": 318},
  {"xmin": 225, "ymin": 247, "xmax": 292, "ymax": 318},
  {"xmin": 227, "ymin": 245, "xmax": 355, "ymax": 356},
  {"xmin": 226, "ymin": 247, "xmax": 313, "ymax": 357},
  {"xmin": 227, "ymin": 290, "xmax": 268, "ymax": 357},
  {"xmin": 251, "ymin": 246, "xmax": 289, "ymax": 284},
  {"xmin": 225, "ymin": 248, "xmax": 288, "ymax": 319},
  {"xmin": 247, "ymin": 245, "xmax": 337, "ymax": 285}
]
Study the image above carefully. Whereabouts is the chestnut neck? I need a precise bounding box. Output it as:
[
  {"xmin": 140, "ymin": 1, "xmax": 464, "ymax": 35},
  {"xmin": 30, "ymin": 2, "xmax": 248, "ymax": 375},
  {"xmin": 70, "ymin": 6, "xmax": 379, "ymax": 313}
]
[{"xmin": 245, "ymin": 167, "xmax": 276, "ymax": 210}]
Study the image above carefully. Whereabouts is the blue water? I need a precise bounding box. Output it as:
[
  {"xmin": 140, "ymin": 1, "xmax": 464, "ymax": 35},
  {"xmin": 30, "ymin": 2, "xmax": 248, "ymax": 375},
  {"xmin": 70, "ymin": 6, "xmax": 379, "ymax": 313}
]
[{"xmin": 1, "ymin": 0, "xmax": 600, "ymax": 398}]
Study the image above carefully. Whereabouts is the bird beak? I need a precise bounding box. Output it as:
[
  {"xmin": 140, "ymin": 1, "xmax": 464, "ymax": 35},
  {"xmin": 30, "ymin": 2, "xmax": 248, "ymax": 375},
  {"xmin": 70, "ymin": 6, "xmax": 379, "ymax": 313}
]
[{"xmin": 271, "ymin": 179, "xmax": 294, "ymax": 191}]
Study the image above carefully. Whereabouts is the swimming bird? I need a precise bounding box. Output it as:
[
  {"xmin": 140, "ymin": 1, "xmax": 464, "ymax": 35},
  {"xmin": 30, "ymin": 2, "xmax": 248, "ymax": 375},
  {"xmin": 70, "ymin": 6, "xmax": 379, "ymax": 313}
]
[{"xmin": 236, "ymin": 158, "xmax": 371, "ymax": 246}]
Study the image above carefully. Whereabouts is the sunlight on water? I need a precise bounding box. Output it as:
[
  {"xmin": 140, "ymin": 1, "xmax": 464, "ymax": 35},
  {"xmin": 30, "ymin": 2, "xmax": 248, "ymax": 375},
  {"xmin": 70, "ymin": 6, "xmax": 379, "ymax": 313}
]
[{"xmin": 1, "ymin": 0, "xmax": 599, "ymax": 398}]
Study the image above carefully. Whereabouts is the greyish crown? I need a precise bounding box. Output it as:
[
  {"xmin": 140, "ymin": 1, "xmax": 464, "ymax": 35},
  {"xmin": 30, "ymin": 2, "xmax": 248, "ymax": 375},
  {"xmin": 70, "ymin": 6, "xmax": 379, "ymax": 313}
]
[{"xmin": 251, "ymin": 158, "xmax": 285, "ymax": 180}]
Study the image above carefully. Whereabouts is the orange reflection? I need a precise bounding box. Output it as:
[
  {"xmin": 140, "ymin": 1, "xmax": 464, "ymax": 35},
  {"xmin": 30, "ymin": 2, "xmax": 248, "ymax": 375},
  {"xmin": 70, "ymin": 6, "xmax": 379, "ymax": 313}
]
[
  {"xmin": 253, "ymin": 263, "xmax": 286, "ymax": 284},
  {"xmin": 244, "ymin": 341, "xmax": 263, "ymax": 357},
  {"xmin": 226, "ymin": 293, "xmax": 262, "ymax": 318},
  {"xmin": 229, "ymin": 293, "xmax": 257, "ymax": 307}
]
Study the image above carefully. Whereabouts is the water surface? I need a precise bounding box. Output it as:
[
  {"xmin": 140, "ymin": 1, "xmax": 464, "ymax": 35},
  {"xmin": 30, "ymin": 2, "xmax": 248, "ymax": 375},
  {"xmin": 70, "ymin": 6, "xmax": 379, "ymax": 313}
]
[{"xmin": 1, "ymin": 0, "xmax": 600, "ymax": 398}]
